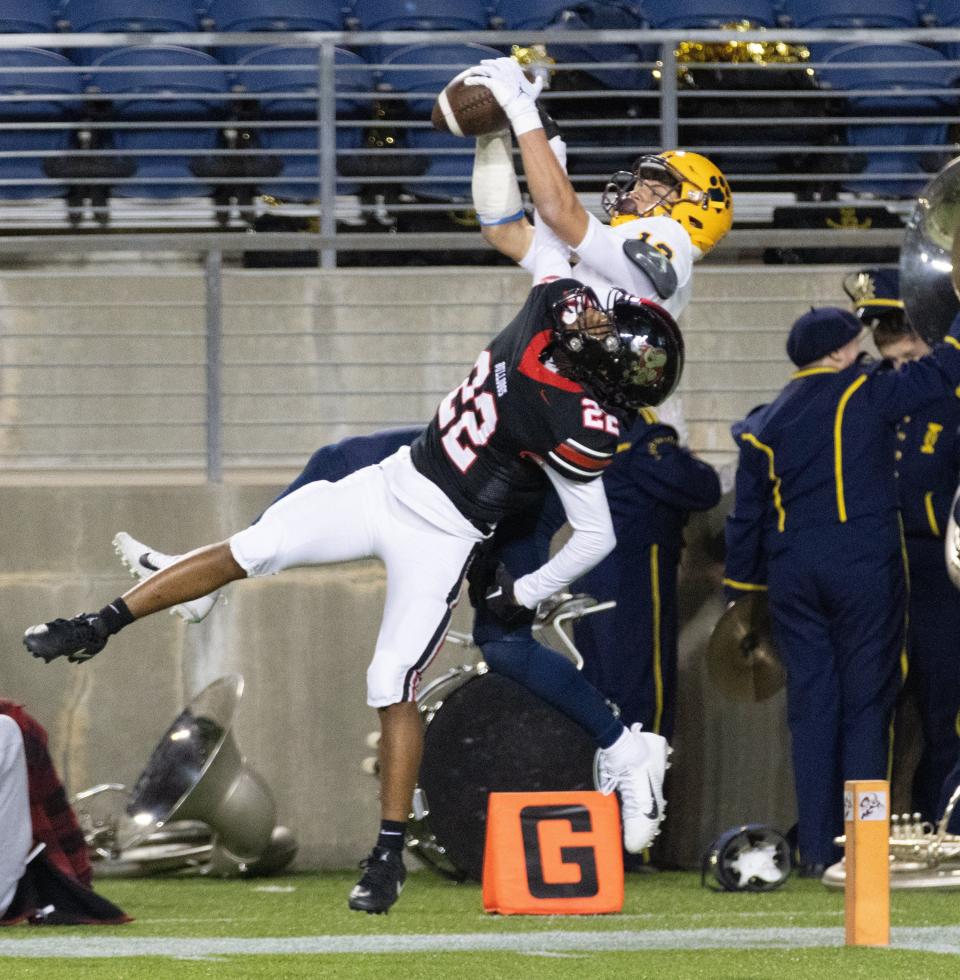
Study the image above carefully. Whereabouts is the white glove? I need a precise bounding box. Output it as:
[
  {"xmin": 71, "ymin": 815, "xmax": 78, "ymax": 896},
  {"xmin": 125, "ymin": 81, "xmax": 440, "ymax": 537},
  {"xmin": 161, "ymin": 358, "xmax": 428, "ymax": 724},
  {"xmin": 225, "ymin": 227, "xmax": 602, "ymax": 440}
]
[{"xmin": 464, "ymin": 57, "xmax": 544, "ymax": 137}]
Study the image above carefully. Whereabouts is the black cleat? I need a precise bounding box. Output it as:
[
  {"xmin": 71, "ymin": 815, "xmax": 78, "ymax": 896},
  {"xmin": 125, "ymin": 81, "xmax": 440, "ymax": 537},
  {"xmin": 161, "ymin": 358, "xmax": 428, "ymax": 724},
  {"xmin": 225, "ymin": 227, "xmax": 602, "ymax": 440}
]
[
  {"xmin": 347, "ymin": 846, "xmax": 406, "ymax": 914},
  {"xmin": 23, "ymin": 613, "xmax": 110, "ymax": 664}
]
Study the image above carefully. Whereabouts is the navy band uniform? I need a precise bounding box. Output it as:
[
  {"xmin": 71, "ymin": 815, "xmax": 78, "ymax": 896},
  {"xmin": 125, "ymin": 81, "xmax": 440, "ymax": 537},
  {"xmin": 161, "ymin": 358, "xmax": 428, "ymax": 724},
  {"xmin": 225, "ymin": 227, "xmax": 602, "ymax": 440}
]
[
  {"xmin": 724, "ymin": 307, "xmax": 960, "ymax": 868},
  {"xmin": 571, "ymin": 411, "xmax": 722, "ymax": 741},
  {"xmin": 847, "ymin": 267, "xmax": 960, "ymax": 825}
]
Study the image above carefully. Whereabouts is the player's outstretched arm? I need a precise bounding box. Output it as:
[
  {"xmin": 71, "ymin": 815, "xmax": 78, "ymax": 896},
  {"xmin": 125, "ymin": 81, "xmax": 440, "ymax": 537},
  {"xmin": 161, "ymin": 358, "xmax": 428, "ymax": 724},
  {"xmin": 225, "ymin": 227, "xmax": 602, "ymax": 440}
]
[
  {"xmin": 465, "ymin": 58, "xmax": 588, "ymax": 249},
  {"xmin": 471, "ymin": 130, "xmax": 533, "ymax": 262}
]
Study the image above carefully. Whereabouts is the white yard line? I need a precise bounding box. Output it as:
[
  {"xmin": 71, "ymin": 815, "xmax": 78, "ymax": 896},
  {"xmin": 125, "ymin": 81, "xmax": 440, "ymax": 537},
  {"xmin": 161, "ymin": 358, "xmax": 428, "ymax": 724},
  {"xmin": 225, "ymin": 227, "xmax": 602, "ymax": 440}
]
[{"xmin": 1, "ymin": 927, "xmax": 959, "ymax": 959}]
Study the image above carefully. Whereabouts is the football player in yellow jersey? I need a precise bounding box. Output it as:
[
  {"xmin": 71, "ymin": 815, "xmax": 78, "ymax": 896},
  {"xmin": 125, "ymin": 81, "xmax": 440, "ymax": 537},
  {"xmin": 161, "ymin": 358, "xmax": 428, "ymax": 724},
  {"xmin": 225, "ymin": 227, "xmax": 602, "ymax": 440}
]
[{"xmin": 465, "ymin": 56, "xmax": 733, "ymax": 321}]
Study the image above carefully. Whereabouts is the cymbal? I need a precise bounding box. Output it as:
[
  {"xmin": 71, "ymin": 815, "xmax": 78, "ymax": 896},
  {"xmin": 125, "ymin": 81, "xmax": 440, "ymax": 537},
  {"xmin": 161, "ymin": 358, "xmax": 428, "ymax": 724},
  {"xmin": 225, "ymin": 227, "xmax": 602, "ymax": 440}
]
[{"xmin": 707, "ymin": 593, "xmax": 784, "ymax": 702}]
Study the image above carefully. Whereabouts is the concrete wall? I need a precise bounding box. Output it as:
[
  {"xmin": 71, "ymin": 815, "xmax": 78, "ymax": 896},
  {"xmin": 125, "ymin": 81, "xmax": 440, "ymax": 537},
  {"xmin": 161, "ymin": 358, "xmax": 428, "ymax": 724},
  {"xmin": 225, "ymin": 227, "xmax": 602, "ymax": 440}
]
[{"xmin": 0, "ymin": 263, "xmax": 874, "ymax": 870}]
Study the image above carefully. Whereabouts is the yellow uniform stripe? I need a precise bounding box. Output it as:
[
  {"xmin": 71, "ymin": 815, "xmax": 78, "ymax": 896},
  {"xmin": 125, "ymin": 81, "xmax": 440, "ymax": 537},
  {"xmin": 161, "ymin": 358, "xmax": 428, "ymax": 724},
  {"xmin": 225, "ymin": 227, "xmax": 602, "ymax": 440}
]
[
  {"xmin": 791, "ymin": 366, "xmax": 839, "ymax": 379},
  {"xmin": 639, "ymin": 407, "xmax": 659, "ymax": 425},
  {"xmin": 721, "ymin": 578, "xmax": 768, "ymax": 591},
  {"xmin": 924, "ymin": 491, "xmax": 941, "ymax": 536},
  {"xmin": 945, "ymin": 336, "xmax": 960, "ymax": 350},
  {"xmin": 740, "ymin": 432, "xmax": 786, "ymax": 532},
  {"xmin": 834, "ymin": 374, "xmax": 868, "ymax": 522},
  {"xmin": 650, "ymin": 544, "xmax": 664, "ymax": 735}
]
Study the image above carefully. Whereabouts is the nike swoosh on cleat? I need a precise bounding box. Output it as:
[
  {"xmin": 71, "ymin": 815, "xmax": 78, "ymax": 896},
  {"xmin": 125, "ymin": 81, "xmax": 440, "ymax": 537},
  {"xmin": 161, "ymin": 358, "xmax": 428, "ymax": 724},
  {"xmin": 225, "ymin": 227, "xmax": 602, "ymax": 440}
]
[
  {"xmin": 138, "ymin": 553, "xmax": 160, "ymax": 572},
  {"xmin": 643, "ymin": 774, "xmax": 659, "ymax": 820}
]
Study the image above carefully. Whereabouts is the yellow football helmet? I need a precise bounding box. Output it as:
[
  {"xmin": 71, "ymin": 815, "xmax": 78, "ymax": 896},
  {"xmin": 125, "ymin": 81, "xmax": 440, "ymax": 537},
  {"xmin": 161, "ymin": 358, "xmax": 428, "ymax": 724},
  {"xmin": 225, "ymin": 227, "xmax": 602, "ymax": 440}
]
[{"xmin": 601, "ymin": 150, "xmax": 734, "ymax": 255}]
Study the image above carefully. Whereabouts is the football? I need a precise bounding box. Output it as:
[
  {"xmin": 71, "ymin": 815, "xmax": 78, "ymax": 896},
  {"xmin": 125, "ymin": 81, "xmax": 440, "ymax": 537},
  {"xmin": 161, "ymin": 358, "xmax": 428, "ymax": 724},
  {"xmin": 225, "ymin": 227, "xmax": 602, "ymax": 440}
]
[{"xmin": 431, "ymin": 76, "xmax": 508, "ymax": 138}]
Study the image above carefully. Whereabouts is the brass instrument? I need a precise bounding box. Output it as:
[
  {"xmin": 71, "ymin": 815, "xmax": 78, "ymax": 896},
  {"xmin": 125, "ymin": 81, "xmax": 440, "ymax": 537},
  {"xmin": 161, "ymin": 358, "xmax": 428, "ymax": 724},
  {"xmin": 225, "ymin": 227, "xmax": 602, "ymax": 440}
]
[
  {"xmin": 822, "ymin": 783, "xmax": 960, "ymax": 889},
  {"xmin": 706, "ymin": 593, "xmax": 785, "ymax": 702},
  {"xmin": 900, "ymin": 155, "xmax": 960, "ymax": 344},
  {"xmin": 73, "ymin": 675, "xmax": 296, "ymax": 878}
]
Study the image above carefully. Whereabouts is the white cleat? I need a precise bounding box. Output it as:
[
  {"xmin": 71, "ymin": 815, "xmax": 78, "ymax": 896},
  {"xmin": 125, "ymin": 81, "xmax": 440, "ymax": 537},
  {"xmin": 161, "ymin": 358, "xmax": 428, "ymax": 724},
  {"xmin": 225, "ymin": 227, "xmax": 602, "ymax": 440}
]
[
  {"xmin": 112, "ymin": 531, "xmax": 221, "ymax": 624},
  {"xmin": 595, "ymin": 723, "xmax": 671, "ymax": 854}
]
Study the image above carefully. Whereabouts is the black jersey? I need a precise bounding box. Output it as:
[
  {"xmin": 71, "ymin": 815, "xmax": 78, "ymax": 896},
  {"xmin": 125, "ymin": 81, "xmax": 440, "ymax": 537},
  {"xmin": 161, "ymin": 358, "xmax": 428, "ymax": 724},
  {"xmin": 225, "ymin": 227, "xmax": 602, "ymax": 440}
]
[{"xmin": 410, "ymin": 279, "xmax": 623, "ymax": 530}]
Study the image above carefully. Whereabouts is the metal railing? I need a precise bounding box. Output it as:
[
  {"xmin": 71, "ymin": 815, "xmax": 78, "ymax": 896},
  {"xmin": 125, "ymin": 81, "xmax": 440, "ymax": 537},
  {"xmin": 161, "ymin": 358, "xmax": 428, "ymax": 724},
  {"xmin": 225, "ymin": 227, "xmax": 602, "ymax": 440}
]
[{"xmin": 0, "ymin": 27, "xmax": 955, "ymax": 261}]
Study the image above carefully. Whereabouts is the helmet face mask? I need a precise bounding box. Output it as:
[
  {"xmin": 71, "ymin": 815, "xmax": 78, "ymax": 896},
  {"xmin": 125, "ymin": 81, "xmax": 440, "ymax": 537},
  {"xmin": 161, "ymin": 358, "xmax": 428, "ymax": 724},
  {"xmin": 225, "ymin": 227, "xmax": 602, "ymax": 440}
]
[
  {"xmin": 602, "ymin": 151, "xmax": 733, "ymax": 253},
  {"xmin": 601, "ymin": 160, "xmax": 681, "ymax": 223},
  {"xmin": 550, "ymin": 286, "xmax": 684, "ymax": 413}
]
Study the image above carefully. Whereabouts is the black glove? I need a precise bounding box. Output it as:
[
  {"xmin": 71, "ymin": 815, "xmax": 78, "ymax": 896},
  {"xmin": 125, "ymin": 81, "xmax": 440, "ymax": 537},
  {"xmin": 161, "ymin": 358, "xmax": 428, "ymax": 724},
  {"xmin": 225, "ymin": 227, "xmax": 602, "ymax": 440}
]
[
  {"xmin": 467, "ymin": 545, "xmax": 500, "ymax": 608},
  {"xmin": 483, "ymin": 563, "xmax": 534, "ymax": 628}
]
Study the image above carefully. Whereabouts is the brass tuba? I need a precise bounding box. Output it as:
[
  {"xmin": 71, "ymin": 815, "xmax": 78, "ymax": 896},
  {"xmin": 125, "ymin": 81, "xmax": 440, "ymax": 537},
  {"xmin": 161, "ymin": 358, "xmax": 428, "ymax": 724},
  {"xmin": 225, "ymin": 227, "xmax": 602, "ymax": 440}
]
[
  {"xmin": 899, "ymin": 155, "xmax": 960, "ymax": 344},
  {"xmin": 74, "ymin": 674, "xmax": 296, "ymax": 878}
]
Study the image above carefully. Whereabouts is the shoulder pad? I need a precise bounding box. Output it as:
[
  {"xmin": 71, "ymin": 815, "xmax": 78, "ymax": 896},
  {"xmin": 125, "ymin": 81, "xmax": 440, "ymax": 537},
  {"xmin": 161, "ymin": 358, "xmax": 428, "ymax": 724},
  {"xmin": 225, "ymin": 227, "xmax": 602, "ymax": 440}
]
[{"xmin": 622, "ymin": 239, "xmax": 678, "ymax": 300}]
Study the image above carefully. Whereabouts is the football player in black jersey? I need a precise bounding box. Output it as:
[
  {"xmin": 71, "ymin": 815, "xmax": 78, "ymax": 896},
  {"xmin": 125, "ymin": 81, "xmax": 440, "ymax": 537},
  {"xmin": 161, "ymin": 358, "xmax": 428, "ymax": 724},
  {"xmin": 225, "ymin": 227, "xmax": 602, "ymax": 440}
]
[{"xmin": 23, "ymin": 277, "xmax": 682, "ymax": 914}]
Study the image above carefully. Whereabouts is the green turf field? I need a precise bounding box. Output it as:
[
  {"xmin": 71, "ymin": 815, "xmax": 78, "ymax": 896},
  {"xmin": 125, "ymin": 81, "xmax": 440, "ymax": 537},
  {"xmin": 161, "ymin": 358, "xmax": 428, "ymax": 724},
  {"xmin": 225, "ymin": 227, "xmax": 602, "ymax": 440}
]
[{"xmin": 1, "ymin": 870, "xmax": 959, "ymax": 979}]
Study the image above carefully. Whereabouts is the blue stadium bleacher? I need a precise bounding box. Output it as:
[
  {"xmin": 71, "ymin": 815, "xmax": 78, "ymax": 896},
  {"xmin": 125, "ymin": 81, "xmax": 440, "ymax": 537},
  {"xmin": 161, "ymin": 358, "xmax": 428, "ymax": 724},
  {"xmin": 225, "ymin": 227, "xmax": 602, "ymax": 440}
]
[
  {"xmin": 0, "ymin": 49, "xmax": 83, "ymax": 200},
  {"xmin": 639, "ymin": 0, "xmax": 778, "ymax": 28},
  {"xmin": 89, "ymin": 46, "xmax": 230, "ymax": 199},
  {"xmin": 204, "ymin": 0, "xmax": 343, "ymax": 32},
  {"xmin": 780, "ymin": 0, "xmax": 921, "ymax": 28},
  {"xmin": 491, "ymin": 0, "xmax": 574, "ymax": 30},
  {"xmin": 378, "ymin": 42, "xmax": 503, "ymax": 118},
  {"xmin": 348, "ymin": 0, "xmax": 491, "ymax": 31},
  {"xmin": 234, "ymin": 45, "xmax": 375, "ymax": 201},
  {"xmin": 401, "ymin": 129, "xmax": 474, "ymax": 201},
  {"xmin": 61, "ymin": 0, "xmax": 200, "ymax": 32},
  {"xmin": 0, "ymin": 0, "xmax": 55, "ymax": 33},
  {"xmin": 378, "ymin": 43, "xmax": 503, "ymax": 201},
  {"xmin": 545, "ymin": 2, "xmax": 655, "ymax": 91},
  {"xmin": 926, "ymin": 0, "xmax": 960, "ymax": 25},
  {"xmin": 817, "ymin": 42, "xmax": 960, "ymax": 196}
]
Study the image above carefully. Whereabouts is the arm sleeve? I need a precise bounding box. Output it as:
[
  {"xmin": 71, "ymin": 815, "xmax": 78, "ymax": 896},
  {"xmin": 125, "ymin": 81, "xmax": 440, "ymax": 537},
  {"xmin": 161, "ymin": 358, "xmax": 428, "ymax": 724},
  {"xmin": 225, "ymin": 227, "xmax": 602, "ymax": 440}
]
[
  {"xmin": 471, "ymin": 130, "xmax": 523, "ymax": 227},
  {"xmin": 870, "ymin": 327, "xmax": 960, "ymax": 421},
  {"xmin": 512, "ymin": 468, "xmax": 616, "ymax": 608},
  {"xmin": 722, "ymin": 439, "xmax": 770, "ymax": 602}
]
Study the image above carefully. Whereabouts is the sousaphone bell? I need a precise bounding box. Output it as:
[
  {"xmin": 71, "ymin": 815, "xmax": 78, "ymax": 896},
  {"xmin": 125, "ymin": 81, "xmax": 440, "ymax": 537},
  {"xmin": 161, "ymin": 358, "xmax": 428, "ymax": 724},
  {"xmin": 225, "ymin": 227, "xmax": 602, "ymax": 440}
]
[
  {"xmin": 900, "ymin": 154, "xmax": 960, "ymax": 344},
  {"xmin": 75, "ymin": 674, "xmax": 296, "ymax": 877}
]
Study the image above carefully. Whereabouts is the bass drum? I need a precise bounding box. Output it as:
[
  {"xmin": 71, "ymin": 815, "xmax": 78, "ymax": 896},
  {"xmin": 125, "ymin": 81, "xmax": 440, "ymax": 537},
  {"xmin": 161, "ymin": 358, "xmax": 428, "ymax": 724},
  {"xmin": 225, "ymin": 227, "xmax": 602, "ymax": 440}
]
[{"xmin": 408, "ymin": 664, "xmax": 598, "ymax": 882}]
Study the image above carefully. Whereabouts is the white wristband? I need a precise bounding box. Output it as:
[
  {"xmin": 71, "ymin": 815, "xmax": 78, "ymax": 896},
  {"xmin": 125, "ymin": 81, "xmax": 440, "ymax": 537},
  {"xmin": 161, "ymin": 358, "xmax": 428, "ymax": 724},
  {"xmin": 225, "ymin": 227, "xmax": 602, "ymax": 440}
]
[{"xmin": 508, "ymin": 100, "xmax": 543, "ymax": 137}]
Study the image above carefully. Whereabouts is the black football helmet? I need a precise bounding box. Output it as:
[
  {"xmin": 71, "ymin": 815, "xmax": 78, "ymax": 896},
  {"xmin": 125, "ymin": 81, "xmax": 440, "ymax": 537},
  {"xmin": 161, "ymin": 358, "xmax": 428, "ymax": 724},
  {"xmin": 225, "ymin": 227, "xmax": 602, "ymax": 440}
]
[{"xmin": 550, "ymin": 286, "xmax": 684, "ymax": 413}]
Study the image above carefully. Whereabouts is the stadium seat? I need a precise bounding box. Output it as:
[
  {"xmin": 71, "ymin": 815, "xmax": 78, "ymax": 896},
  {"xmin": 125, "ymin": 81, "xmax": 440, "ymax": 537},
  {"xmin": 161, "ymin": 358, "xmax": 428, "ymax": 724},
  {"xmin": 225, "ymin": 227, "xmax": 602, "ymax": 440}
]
[
  {"xmin": 817, "ymin": 43, "xmax": 960, "ymax": 196},
  {"xmin": 204, "ymin": 0, "xmax": 343, "ymax": 31},
  {"xmin": 234, "ymin": 46, "xmax": 375, "ymax": 200},
  {"xmin": 402, "ymin": 128, "xmax": 473, "ymax": 201},
  {"xmin": 0, "ymin": 49, "xmax": 83, "ymax": 199},
  {"xmin": 639, "ymin": 0, "xmax": 777, "ymax": 28},
  {"xmin": 0, "ymin": 0, "xmax": 54, "ymax": 32},
  {"xmin": 780, "ymin": 0, "xmax": 921, "ymax": 28},
  {"xmin": 234, "ymin": 45, "xmax": 374, "ymax": 117},
  {"xmin": 378, "ymin": 43, "xmax": 504, "ymax": 118},
  {"xmin": 926, "ymin": 0, "xmax": 960, "ymax": 25},
  {"xmin": 62, "ymin": 0, "xmax": 199, "ymax": 32},
  {"xmin": 545, "ymin": 2, "xmax": 655, "ymax": 91},
  {"xmin": 924, "ymin": 0, "xmax": 960, "ymax": 59},
  {"xmin": 89, "ymin": 46, "xmax": 231, "ymax": 198},
  {"xmin": 491, "ymin": 0, "xmax": 573, "ymax": 30},
  {"xmin": 348, "ymin": 0, "xmax": 491, "ymax": 31}
]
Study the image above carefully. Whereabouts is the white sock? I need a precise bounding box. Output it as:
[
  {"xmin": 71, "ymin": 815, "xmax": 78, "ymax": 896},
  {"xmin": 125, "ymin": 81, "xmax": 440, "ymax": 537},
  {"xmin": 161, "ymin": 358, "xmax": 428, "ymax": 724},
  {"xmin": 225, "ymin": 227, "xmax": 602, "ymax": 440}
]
[{"xmin": 604, "ymin": 725, "xmax": 648, "ymax": 768}]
